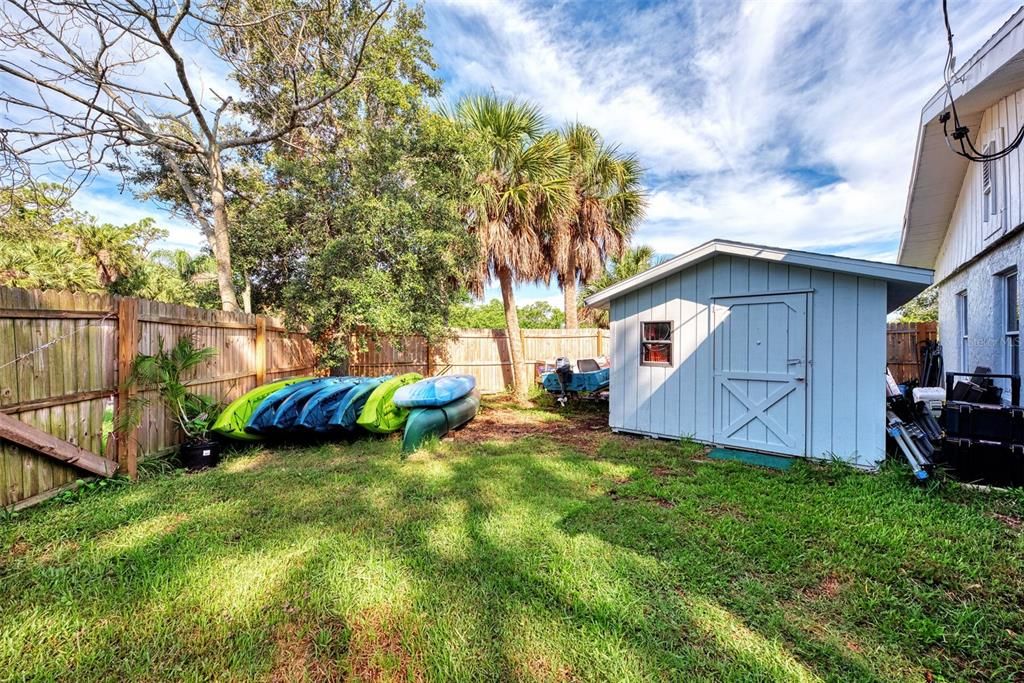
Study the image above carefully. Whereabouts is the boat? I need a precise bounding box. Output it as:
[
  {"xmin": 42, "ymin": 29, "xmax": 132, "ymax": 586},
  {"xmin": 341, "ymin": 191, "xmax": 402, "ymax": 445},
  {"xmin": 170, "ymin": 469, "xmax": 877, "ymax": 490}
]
[
  {"xmin": 402, "ymin": 391, "xmax": 480, "ymax": 453},
  {"xmin": 268, "ymin": 377, "xmax": 358, "ymax": 432},
  {"xmin": 211, "ymin": 376, "xmax": 313, "ymax": 440},
  {"xmin": 245, "ymin": 378, "xmax": 330, "ymax": 435},
  {"xmin": 393, "ymin": 374, "xmax": 476, "ymax": 408},
  {"xmin": 328, "ymin": 376, "xmax": 391, "ymax": 430},
  {"xmin": 296, "ymin": 378, "xmax": 365, "ymax": 432},
  {"xmin": 356, "ymin": 373, "xmax": 423, "ymax": 434}
]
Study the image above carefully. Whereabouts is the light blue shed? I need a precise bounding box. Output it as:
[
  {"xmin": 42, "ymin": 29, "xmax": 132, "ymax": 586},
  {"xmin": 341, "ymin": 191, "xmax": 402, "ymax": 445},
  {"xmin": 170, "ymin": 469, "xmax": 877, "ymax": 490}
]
[{"xmin": 584, "ymin": 240, "xmax": 933, "ymax": 468}]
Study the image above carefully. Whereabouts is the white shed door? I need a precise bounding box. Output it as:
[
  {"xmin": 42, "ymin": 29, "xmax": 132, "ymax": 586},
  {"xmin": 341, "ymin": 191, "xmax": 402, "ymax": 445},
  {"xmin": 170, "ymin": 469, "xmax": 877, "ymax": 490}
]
[{"xmin": 712, "ymin": 293, "xmax": 808, "ymax": 456}]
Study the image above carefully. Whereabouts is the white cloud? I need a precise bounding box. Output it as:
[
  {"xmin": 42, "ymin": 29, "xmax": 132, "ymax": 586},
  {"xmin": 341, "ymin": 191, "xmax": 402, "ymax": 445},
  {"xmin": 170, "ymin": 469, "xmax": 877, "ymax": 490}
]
[
  {"xmin": 71, "ymin": 189, "xmax": 205, "ymax": 253},
  {"xmin": 428, "ymin": 0, "xmax": 1018, "ymax": 270}
]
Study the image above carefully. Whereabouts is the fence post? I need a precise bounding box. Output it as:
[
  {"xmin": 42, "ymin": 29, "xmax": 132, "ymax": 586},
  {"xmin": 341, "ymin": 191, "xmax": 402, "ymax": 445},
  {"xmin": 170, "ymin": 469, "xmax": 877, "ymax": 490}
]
[
  {"xmin": 255, "ymin": 316, "xmax": 267, "ymax": 386},
  {"xmin": 115, "ymin": 297, "xmax": 138, "ymax": 480},
  {"xmin": 596, "ymin": 329, "xmax": 603, "ymax": 356},
  {"xmin": 425, "ymin": 339, "xmax": 433, "ymax": 377}
]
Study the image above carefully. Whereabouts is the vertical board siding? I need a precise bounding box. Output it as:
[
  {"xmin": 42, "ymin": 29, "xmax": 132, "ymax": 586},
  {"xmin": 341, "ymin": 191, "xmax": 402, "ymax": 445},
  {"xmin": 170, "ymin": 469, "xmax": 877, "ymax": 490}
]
[
  {"xmin": 885, "ymin": 321, "xmax": 938, "ymax": 383},
  {"xmin": 936, "ymin": 87, "xmax": 1024, "ymax": 282},
  {"xmin": 347, "ymin": 327, "xmax": 612, "ymax": 395},
  {"xmin": 1, "ymin": 288, "xmax": 315, "ymax": 509},
  {"xmin": 606, "ymin": 256, "xmax": 889, "ymax": 467}
]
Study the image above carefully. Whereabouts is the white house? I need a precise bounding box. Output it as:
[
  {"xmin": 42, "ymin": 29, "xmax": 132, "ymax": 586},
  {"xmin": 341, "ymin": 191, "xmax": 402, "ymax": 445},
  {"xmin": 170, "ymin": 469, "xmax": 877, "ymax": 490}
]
[
  {"xmin": 584, "ymin": 240, "xmax": 931, "ymax": 467},
  {"xmin": 898, "ymin": 8, "xmax": 1024, "ymax": 387}
]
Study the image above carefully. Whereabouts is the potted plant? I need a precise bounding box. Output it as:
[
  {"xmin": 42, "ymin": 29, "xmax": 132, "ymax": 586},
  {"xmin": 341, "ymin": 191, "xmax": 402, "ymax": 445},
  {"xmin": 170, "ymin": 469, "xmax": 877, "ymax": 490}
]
[{"xmin": 120, "ymin": 335, "xmax": 223, "ymax": 471}]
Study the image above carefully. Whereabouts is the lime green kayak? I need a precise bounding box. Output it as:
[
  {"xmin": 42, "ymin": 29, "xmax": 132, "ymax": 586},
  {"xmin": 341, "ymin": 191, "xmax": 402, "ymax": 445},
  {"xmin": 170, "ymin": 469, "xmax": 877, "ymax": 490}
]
[
  {"xmin": 211, "ymin": 377, "xmax": 313, "ymax": 440},
  {"xmin": 356, "ymin": 373, "xmax": 423, "ymax": 434}
]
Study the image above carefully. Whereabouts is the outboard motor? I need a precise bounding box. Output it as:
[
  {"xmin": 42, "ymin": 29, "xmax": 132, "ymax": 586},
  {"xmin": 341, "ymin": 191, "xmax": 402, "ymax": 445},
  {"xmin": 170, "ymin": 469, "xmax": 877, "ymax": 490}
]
[{"xmin": 554, "ymin": 357, "xmax": 573, "ymax": 405}]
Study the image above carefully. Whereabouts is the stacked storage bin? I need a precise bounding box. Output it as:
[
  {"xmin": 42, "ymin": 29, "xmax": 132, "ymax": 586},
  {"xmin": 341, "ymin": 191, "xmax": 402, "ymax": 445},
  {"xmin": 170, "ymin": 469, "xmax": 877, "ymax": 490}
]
[{"xmin": 941, "ymin": 375, "xmax": 1024, "ymax": 487}]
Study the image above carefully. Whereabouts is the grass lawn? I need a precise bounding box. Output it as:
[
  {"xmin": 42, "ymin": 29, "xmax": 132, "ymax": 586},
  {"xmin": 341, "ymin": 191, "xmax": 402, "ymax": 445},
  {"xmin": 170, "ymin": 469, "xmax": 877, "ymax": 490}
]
[{"xmin": 2, "ymin": 398, "xmax": 1024, "ymax": 682}]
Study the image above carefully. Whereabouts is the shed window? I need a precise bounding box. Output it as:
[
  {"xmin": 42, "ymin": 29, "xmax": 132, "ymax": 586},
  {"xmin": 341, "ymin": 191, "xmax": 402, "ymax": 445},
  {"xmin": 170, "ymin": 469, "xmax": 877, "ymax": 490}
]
[{"xmin": 641, "ymin": 321, "xmax": 672, "ymax": 366}]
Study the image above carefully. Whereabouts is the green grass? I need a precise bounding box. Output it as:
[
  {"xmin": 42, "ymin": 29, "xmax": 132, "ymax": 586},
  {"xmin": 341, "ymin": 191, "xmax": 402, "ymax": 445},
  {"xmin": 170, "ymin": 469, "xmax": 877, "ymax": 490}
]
[{"xmin": 2, "ymin": 404, "xmax": 1023, "ymax": 682}]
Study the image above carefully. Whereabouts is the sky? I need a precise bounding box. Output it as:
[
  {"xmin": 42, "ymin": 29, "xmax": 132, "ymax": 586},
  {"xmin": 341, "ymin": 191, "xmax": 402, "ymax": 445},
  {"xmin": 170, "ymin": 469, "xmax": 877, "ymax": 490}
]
[{"xmin": 59, "ymin": 0, "xmax": 1020, "ymax": 307}]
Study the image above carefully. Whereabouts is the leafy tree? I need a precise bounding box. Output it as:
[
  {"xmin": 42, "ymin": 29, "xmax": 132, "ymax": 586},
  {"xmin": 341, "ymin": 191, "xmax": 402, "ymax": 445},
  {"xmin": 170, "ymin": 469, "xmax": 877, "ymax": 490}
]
[
  {"xmin": 580, "ymin": 245, "xmax": 662, "ymax": 327},
  {"xmin": 2, "ymin": 0, "xmax": 398, "ymax": 311},
  {"xmin": 452, "ymin": 95, "xmax": 574, "ymax": 398},
  {"xmin": 895, "ymin": 286, "xmax": 938, "ymax": 322},
  {"xmin": 554, "ymin": 124, "xmax": 646, "ymax": 328},
  {"xmin": 450, "ymin": 299, "xmax": 565, "ymax": 329}
]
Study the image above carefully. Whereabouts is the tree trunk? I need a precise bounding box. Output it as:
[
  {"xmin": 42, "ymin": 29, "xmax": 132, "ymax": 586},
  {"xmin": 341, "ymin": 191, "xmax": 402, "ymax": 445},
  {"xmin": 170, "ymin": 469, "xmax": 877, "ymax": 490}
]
[
  {"xmin": 563, "ymin": 252, "xmax": 579, "ymax": 329},
  {"xmin": 499, "ymin": 267, "xmax": 528, "ymax": 400},
  {"xmin": 208, "ymin": 149, "xmax": 240, "ymax": 312},
  {"xmin": 241, "ymin": 275, "xmax": 253, "ymax": 314}
]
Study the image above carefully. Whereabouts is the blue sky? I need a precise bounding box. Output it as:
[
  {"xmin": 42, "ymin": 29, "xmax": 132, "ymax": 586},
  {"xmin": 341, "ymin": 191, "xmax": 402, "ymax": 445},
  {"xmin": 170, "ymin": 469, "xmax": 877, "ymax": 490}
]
[{"xmin": 65, "ymin": 0, "xmax": 1019, "ymax": 307}]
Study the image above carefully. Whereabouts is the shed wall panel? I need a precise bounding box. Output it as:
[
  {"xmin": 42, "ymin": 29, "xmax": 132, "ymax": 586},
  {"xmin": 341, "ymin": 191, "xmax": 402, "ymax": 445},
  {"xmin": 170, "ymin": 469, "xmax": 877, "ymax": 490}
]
[{"xmin": 606, "ymin": 255, "xmax": 888, "ymax": 466}]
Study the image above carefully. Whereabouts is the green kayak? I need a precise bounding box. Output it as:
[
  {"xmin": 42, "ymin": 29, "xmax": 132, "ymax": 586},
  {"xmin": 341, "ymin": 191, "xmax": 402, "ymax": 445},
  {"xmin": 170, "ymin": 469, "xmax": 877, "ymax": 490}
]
[
  {"xmin": 211, "ymin": 377, "xmax": 313, "ymax": 440},
  {"xmin": 356, "ymin": 373, "xmax": 423, "ymax": 434},
  {"xmin": 402, "ymin": 391, "xmax": 480, "ymax": 453}
]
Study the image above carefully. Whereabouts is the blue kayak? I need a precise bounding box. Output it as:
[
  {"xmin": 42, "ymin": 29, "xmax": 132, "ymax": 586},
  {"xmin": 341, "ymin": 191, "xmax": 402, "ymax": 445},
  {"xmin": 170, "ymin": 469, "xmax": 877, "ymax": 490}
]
[
  {"xmin": 269, "ymin": 377, "xmax": 358, "ymax": 432},
  {"xmin": 393, "ymin": 375, "xmax": 476, "ymax": 408},
  {"xmin": 329, "ymin": 376, "xmax": 392, "ymax": 430},
  {"xmin": 296, "ymin": 378, "xmax": 365, "ymax": 431},
  {"xmin": 245, "ymin": 378, "xmax": 330, "ymax": 434}
]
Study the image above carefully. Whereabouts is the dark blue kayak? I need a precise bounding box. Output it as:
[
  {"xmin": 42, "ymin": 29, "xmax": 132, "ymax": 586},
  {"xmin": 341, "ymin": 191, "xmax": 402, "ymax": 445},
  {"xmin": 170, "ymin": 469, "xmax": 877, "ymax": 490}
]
[
  {"xmin": 329, "ymin": 376, "xmax": 391, "ymax": 430},
  {"xmin": 296, "ymin": 377, "xmax": 365, "ymax": 432},
  {"xmin": 245, "ymin": 378, "xmax": 331, "ymax": 435},
  {"xmin": 269, "ymin": 377, "xmax": 358, "ymax": 432},
  {"xmin": 393, "ymin": 374, "xmax": 476, "ymax": 408}
]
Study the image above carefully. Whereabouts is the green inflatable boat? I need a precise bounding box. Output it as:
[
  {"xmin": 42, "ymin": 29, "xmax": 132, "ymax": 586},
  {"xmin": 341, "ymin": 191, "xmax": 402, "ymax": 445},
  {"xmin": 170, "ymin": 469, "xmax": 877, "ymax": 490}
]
[
  {"xmin": 402, "ymin": 391, "xmax": 480, "ymax": 453},
  {"xmin": 211, "ymin": 376, "xmax": 313, "ymax": 440},
  {"xmin": 356, "ymin": 373, "xmax": 423, "ymax": 434}
]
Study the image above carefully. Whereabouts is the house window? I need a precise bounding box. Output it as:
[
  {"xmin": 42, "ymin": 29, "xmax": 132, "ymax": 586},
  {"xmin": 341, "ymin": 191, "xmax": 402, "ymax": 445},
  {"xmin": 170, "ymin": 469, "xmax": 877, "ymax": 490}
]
[
  {"xmin": 641, "ymin": 321, "xmax": 673, "ymax": 366},
  {"xmin": 957, "ymin": 290, "xmax": 969, "ymax": 372},
  {"xmin": 983, "ymin": 138, "xmax": 1006, "ymax": 237},
  {"xmin": 1005, "ymin": 270, "xmax": 1019, "ymax": 378}
]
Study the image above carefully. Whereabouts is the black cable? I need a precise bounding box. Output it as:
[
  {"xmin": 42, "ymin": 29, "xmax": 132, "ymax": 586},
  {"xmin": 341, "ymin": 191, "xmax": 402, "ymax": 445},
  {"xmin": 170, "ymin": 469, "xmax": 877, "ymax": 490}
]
[{"xmin": 940, "ymin": 0, "xmax": 1024, "ymax": 162}]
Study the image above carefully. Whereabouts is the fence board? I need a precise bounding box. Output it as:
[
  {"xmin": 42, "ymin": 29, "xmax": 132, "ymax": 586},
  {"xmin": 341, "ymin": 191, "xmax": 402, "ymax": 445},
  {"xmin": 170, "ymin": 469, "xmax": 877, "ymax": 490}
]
[
  {"xmin": 1, "ymin": 287, "xmax": 316, "ymax": 509},
  {"xmin": 350, "ymin": 327, "xmax": 611, "ymax": 393},
  {"xmin": 886, "ymin": 321, "xmax": 939, "ymax": 384}
]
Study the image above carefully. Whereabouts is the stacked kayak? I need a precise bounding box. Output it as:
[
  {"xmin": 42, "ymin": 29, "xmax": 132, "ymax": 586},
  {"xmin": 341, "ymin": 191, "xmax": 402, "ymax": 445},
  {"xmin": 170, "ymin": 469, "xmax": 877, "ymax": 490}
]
[
  {"xmin": 396, "ymin": 375, "xmax": 480, "ymax": 453},
  {"xmin": 357, "ymin": 373, "xmax": 423, "ymax": 434},
  {"xmin": 212, "ymin": 376, "xmax": 313, "ymax": 441},
  {"xmin": 210, "ymin": 373, "xmax": 480, "ymax": 450}
]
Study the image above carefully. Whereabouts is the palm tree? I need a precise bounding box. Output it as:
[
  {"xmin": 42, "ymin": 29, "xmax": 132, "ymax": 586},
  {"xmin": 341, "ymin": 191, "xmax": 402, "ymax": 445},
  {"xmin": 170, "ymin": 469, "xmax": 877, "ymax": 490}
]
[
  {"xmin": 580, "ymin": 245, "xmax": 661, "ymax": 327},
  {"xmin": 553, "ymin": 123, "xmax": 646, "ymax": 328},
  {"xmin": 453, "ymin": 95, "xmax": 575, "ymax": 398}
]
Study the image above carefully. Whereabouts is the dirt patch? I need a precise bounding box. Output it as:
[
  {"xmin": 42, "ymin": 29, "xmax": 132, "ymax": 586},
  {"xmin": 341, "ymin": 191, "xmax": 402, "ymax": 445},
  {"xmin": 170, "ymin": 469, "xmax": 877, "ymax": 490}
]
[
  {"xmin": 992, "ymin": 513, "xmax": 1023, "ymax": 531},
  {"xmin": 270, "ymin": 620, "xmax": 343, "ymax": 683},
  {"xmin": 802, "ymin": 574, "xmax": 845, "ymax": 601},
  {"xmin": 345, "ymin": 606, "xmax": 424, "ymax": 683},
  {"xmin": 702, "ymin": 502, "xmax": 749, "ymax": 522},
  {"xmin": 523, "ymin": 657, "xmax": 577, "ymax": 682},
  {"xmin": 651, "ymin": 466, "xmax": 675, "ymax": 477},
  {"xmin": 7, "ymin": 540, "xmax": 29, "ymax": 557},
  {"xmin": 459, "ymin": 406, "xmax": 612, "ymax": 456}
]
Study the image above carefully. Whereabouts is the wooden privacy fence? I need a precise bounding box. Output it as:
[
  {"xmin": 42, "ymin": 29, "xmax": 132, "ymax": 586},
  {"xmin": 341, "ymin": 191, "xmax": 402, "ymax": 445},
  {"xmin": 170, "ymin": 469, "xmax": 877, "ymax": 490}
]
[
  {"xmin": 886, "ymin": 321, "xmax": 939, "ymax": 383},
  {"xmin": 348, "ymin": 327, "xmax": 611, "ymax": 393},
  {"xmin": 0, "ymin": 287, "xmax": 315, "ymax": 510}
]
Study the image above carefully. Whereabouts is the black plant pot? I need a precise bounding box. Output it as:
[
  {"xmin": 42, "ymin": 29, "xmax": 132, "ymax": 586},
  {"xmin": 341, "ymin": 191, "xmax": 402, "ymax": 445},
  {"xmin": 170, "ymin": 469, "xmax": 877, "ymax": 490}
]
[{"xmin": 178, "ymin": 440, "xmax": 222, "ymax": 471}]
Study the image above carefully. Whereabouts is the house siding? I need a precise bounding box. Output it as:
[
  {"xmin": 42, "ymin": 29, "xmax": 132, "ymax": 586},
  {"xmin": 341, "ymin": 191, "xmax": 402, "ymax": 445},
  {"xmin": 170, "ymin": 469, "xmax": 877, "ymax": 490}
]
[
  {"xmin": 937, "ymin": 232, "xmax": 1024, "ymax": 379},
  {"xmin": 608, "ymin": 254, "xmax": 887, "ymax": 468},
  {"xmin": 935, "ymin": 88, "xmax": 1024, "ymax": 282}
]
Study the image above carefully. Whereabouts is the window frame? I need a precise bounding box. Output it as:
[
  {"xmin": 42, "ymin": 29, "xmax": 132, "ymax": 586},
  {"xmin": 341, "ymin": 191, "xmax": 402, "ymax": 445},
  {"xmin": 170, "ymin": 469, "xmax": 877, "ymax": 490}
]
[
  {"xmin": 983, "ymin": 134, "xmax": 1008, "ymax": 239},
  {"xmin": 1004, "ymin": 270, "xmax": 1019, "ymax": 378},
  {"xmin": 640, "ymin": 320, "xmax": 673, "ymax": 367},
  {"xmin": 957, "ymin": 290, "xmax": 969, "ymax": 372}
]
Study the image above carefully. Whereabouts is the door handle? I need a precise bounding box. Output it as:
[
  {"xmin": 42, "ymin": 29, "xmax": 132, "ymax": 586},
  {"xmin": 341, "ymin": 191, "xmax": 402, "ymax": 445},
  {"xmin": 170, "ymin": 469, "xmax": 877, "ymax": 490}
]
[{"xmin": 787, "ymin": 358, "xmax": 803, "ymax": 365}]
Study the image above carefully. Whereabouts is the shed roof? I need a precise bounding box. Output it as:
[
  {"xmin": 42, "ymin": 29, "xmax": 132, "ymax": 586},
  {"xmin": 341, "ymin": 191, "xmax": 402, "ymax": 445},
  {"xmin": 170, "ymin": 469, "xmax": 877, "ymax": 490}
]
[
  {"xmin": 583, "ymin": 239, "xmax": 933, "ymax": 313},
  {"xmin": 898, "ymin": 7, "xmax": 1024, "ymax": 269}
]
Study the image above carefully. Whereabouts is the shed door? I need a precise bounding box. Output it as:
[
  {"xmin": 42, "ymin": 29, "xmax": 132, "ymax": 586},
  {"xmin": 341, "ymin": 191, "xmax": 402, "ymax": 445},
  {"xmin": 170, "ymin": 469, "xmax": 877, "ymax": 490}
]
[{"xmin": 712, "ymin": 293, "xmax": 808, "ymax": 456}]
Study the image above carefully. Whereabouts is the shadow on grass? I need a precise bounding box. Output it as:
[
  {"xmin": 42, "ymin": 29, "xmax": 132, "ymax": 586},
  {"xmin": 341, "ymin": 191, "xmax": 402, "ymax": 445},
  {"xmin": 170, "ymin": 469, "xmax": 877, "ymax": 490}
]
[{"xmin": 2, "ymin": 428, "xmax": 1023, "ymax": 682}]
